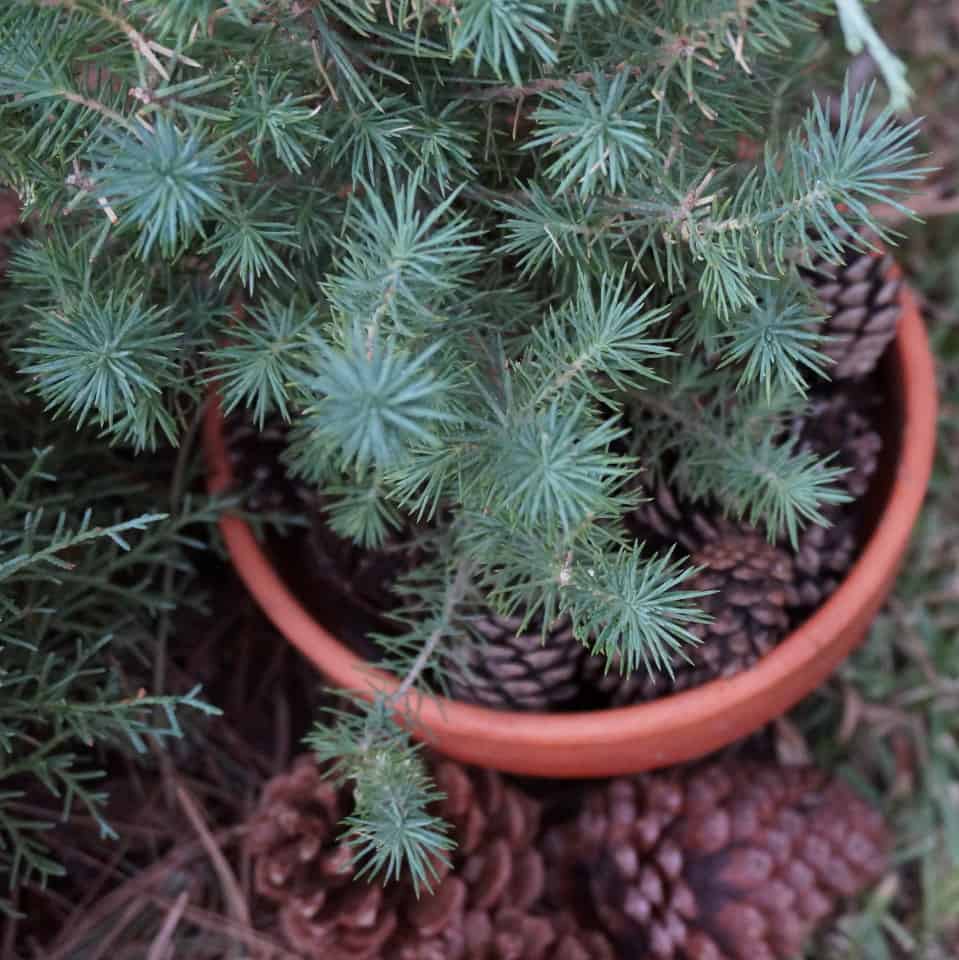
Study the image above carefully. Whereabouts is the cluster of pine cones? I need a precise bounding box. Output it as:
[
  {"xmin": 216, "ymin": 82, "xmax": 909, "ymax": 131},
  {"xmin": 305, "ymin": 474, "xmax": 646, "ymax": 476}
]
[
  {"xmin": 446, "ymin": 244, "xmax": 900, "ymax": 711},
  {"xmin": 226, "ymin": 243, "xmax": 901, "ymax": 712},
  {"xmin": 246, "ymin": 751, "xmax": 888, "ymax": 960}
]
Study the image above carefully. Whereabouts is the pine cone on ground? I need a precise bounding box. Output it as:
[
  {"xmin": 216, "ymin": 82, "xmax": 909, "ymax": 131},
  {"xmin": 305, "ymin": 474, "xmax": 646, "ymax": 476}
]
[
  {"xmin": 442, "ymin": 614, "xmax": 586, "ymax": 711},
  {"xmin": 246, "ymin": 754, "xmax": 615, "ymax": 960},
  {"xmin": 391, "ymin": 886, "xmax": 615, "ymax": 960},
  {"xmin": 799, "ymin": 242, "xmax": 902, "ymax": 380},
  {"xmin": 542, "ymin": 760, "xmax": 889, "ymax": 960},
  {"xmin": 245, "ymin": 754, "xmax": 393, "ymax": 960},
  {"xmin": 586, "ymin": 516, "xmax": 798, "ymax": 705}
]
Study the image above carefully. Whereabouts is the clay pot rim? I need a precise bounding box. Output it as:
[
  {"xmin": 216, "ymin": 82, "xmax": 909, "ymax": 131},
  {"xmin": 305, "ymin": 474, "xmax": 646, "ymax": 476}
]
[{"xmin": 203, "ymin": 279, "xmax": 937, "ymax": 777}]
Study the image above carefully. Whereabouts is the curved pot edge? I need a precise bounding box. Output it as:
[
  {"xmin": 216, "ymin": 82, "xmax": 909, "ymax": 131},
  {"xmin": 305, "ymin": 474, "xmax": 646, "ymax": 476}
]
[{"xmin": 202, "ymin": 280, "xmax": 937, "ymax": 777}]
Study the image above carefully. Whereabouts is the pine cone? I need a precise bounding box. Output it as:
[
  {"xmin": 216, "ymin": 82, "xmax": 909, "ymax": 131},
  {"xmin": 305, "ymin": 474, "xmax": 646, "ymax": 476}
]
[
  {"xmin": 628, "ymin": 482, "xmax": 717, "ymax": 556},
  {"xmin": 795, "ymin": 390, "xmax": 883, "ymax": 500},
  {"xmin": 224, "ymin": 411, "xmax": 310, "ymax": 513},
  {"xmin": 784, "ymin": 387, "xmax": 882, "ymax": 616},
  {"xmin": 390, "ymin": 890, "xmax": 615, "ymax": 960},
  {"xmin": 543, "ymin": 760, "xmax": 889, "ymax": 960},
  {"xmin": 586, "ymin": 518, "xmax": 798, "ymax": 705},
  {"xmin": 800, "ymin": 243, "xmax": 901, "ymax": 380},
  {"xmin": 247, "ymin": 754, "xmax": 615, "ymax": 959},
  {"xmin": 245, "ymin": 755, "xmax": 393, "ymax": 960},
  {"xmin": 790, "ymin": 507, "xmax": 859, "ymax": 615},
  {"xmin": 442, "ymin": 614, "xmax": 586, "ymax": 711}
]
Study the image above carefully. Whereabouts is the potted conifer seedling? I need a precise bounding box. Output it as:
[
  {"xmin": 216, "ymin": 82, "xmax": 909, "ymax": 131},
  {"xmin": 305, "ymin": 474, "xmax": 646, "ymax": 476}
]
[{"xmin": 0, "ymin": 0, "xmax": 936, "ymax": 892}]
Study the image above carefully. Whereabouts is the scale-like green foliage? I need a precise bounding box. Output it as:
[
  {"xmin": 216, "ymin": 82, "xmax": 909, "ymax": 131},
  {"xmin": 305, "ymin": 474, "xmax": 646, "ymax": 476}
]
[
  {"xmin": 0, "ymin": 0, "xmax": 921, "ymax": 893},
  {"xmin": 0, "ymin": 432, "xmax": 221, "ymax": 910}
]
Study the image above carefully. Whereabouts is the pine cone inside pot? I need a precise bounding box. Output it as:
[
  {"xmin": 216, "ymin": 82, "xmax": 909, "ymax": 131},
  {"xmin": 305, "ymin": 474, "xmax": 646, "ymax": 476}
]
[
  {"xmin": 442, "ymin": 613, "xmax": 586, "ymax": 712},
  {"xmin": 224, "ymin": 411, "xmax": 310, "ymax": 514},
  {"xmin": 784, "ymin": 387, "xmax": 883, "ymax": 617},
  {"xmin": 799, "ymin": 242, "xmax": 901, "ymax": 380},
  {"xmin": 628, "ymin": 482, "xmax": 718, "ymax": 557},
  {"xmin": 247, "ymin": 754, "xmax": 615, "ymax": 960},
  {"xmin": 789, "ymin": 506, "xmax": 859, "ymax": 616},
  {"xmin": 224, "ymin": 410, "xmax": 414, "ymax": 628},
  {"xmin": 543, "ymin": 760, "xmax": 889, "ymax": 960},
  {"xmin": 795, "ymin": 390, "xmax": 883, "ymax": 500},
  {"xmin": 586, "ymin": 516, "xmax": 798, "ymax": 705}
]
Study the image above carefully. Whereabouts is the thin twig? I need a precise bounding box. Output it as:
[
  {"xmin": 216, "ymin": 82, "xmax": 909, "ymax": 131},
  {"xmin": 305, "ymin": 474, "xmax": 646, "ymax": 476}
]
[
  {"xmin": 460, "ymin": 64, "xmax": 646, "ymax": 102},
  {"xmin": 175, "ymin": 784, "xmax": 251, "ymax": 929},
  {"xmin": 146, "ymin": 890, "xmax": 190, "ymax": 960},
  {"xmin": 84, "ymin": 899, "xmax": 147, "ymax": 960},
  {"xmin": 392, "ymin": 559, "xmax": 473, "ymax": 702},
  {"xmin": 58, "ymin": 89, "xmax": 140, "ymax": 133},
  {"xmin": 151, "ymin": 402, "xmax": 208, "ymax": 810},
  {"xmin": 42, "ymin": 827, "xmax": 246, "ymax": 960},
  {"xmin": 147, "ymin": 895, "xmax": 295, "ymax": 958},
  {"xmin": 153, "ymin": 401, "xmax": 206, "ymax": 709}
]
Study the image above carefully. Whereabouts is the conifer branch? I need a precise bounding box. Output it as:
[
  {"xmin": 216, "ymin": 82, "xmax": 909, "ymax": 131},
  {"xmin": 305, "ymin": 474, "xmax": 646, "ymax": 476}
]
[
  {"xmin": 43, "ymin": 0, "xmax": 183, "ymax": 80},
  {"xmin": 58, "ymin": 88, "xmax": 140, "ymax": 134},
  {"xmin": 0, "ymin": 0, "xmax": 920, "ymax": 898},
  {"xmin": 461, "ymin": 63, "xmax": 645, "ymax": 102},
  {"xmin": 392, "ymin": 558, "xmax": 473, "ymax": 702}
]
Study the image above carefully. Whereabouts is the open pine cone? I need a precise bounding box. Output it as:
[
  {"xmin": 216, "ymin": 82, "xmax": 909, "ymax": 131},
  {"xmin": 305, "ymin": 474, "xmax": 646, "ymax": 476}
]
[
  {"xmin": 246, "ymin": 754, "xmax": 614, "ymax": 960},
  {"xmin": 225, "ymin": 411, "xmax": 417, "ymax": 625},
  {"xmin": 616, "ymin": 379, "xmax": 885, "ymax": 694},
  {"xmin": 245, "ymin": 754, "xmax": 394, "ymax": 960},
  {"xmin": 587, "ymin": 512, "xmax": 798, "ymax": 705},
  {"xmin": 789, "ymin": 506, "xmax": 859, "ymax": 616},
  {"xmin": 795, "ymin": 390, "xmax": 883, "ymax": 500},
  {"xmin": 542, "ymin": 760, "xmax": 889, "ymax": 960},
  {"xmin": 784, "ymin": 387, "xmax": 883, "ymax": 617},
  {"xmin": 628, "ymin": 482, "xmax": 716, "ymax": 557}
]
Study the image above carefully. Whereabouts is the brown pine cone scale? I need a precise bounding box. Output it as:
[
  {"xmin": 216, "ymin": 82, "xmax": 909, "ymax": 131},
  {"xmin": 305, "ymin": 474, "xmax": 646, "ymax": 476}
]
[
  {"xmin": 544, "ymin": 760, "xmax": 888, "ymax": 960},
  {"xmin": 796, "ymin": 390, "xmax": 883, "ymax": 500},
  {"xmin": 790, "ymin": 507, "xmax": 859, "ymax": 616},
  {"xmin": 246, "ymin": 754, "xmax": 615, "ymax": 960},
  {"xmin": 586, "ymin": 520, "xmax": 798, "ymax": 705},
  {"xmin": 443, "ymin": 614, "xmax": 586, "ymax": 712},
  {"xmin": 800, "ymin": 244, "xmax": 901, "ymax": 380}
]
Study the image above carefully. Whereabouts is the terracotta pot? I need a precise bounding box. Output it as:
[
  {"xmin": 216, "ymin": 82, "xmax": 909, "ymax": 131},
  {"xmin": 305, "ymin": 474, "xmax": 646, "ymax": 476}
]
[{"xmin": 203, "ymin": 277, "xmax": 937, "ymax": 778}]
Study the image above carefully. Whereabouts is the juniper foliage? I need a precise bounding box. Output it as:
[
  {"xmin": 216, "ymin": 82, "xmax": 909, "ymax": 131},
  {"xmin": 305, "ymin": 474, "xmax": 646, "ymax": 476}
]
[
  {"xmin": 0, "ymin": 404, "xmax": 221, "ymax": 912},
  {"xmin": 0, "ymin": 0, "xmax": 921, "ymax": 890}
]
